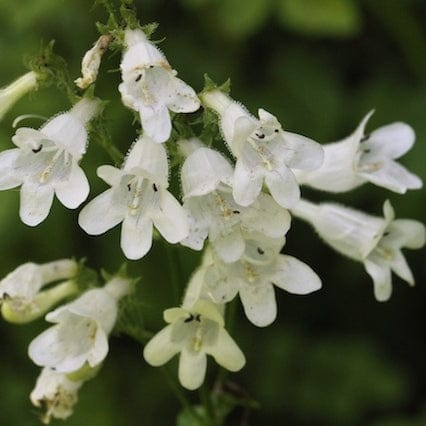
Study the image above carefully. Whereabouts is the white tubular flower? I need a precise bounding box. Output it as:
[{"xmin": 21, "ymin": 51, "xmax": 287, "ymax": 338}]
[
  {"xmin": 295, "ymin": 111, "xmax": 422, "ymax": 193},
  {"xmin": 143, "ymin": 300, "xmax": 245, "ymax": 390},
  {"xmin": 28, "ymin": 277, "xmax": 131, "ymax": 373},
  {"xmin": 119, "ymin": 28, "xmax": 200, "ymax": 143},
  {"xmin": 201, "ymin": 90, "xmax": 323, "ymax": 208},
  {"xmin": 79, "ymin": 136, "xmax": 189, "ymax": 259},
  {"xmin": 181, "ymin": 147, "xmax": 291, "ymax": 262},
  {"xmin": 203, "ymin": 248, "xmax": 322, "ymax": 327},
  {"xmin": 0, "ymin": 71, "xmax": 38, "ymax": 121},
  {"xmin": 291, "ymin": 199, "xmax": 425, "ymax": 301},
  {"xmin": 30, "ymin": 367, "xmax": 83, "ymax": 424},
  {"xmin": 0, "ymin": 259, "xmax": 78, "ymax": 324},
  {"xmin": 75, "ymin": 35, "xmax": 112, "ymax": 89},
  {"xmin": 0, "ymin": 97, "xmax": 101, "ymax": 226}
]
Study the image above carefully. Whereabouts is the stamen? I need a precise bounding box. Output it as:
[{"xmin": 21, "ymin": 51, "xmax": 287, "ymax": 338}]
[
  {"xmin": 32, "ymin": 144, "xmax": 43, "ymax": 153},
  {"xmin": 184, "ymin": 314, "xmax": 194, "ymax": 323},
  {"xmin": 257, "ymin": 247, "xmax": 265, "ymax": 255}
]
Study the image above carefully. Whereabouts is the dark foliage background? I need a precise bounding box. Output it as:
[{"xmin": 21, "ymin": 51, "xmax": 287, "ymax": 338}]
[{"xmin": 0, "ymin": 0, "xmax": 425, "ymax": 425}]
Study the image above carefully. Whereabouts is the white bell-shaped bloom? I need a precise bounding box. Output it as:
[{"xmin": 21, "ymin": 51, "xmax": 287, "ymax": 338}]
[
  {"xmin": 181, "ymin": 147, "xmax": 291, "ymax": 262},
  {"xmin": 202, "ymin": 246, "xmax": 321, "ymax": 327},
  {"xmin": 291, "ymin": 199, "xmax": 425, "ymax": 301},
  {"xmin": 295, "ymin": 111, "xmax": 422, "ymax": 193},
  {"xmin": 79, "ymin": 136, "xmax": 189, "ymax": 259},
  {"xmin": 201, "ymin": 90, "xmax": 323, "ymax": 207},
  {"xmin": 28, "ymin": 277, "xmax": 131, "ymax": 373},
  {"xmin": 30, "ymin": 367, "xmax": 83, "ymax": 424},
  {"xmin": 0, "ymin": 98, "xmax": 101, "ymax": 226},
  {"xmin": 0, "ymin": 71, "xmax": 38, "ymax": 121},
  {"xmin": 119, "ymin": 28, "xmax": 200, "ymax": 143},
  {"xmin": 0, "ymin": 259, "xmax": 78, "ymax": 323},
  {"xmin": 143, "ymin": 299, "xmax": 245, "ymax": 390}
]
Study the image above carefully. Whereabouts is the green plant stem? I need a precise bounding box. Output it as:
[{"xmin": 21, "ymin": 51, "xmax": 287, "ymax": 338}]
[
  {"xmin": 160, "ymin": 367, "xmax": 207, "ymax": 425},
  {"xmin": 199, "ymin": 383, "xmax": 217, "ymax": 426}
]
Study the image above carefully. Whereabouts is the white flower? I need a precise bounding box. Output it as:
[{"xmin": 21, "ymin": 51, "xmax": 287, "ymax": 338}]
[
  {"xmin": 291, "ymin": 199, "xmax": 425, "ymax": 301},
  {"xmin": 295, "ymin": 111, "xmax": 422, "ymax": 193},
  {"xmin": 79, "ymin": 136, "xmax": 189, "ymax": 259},
  {"xmin": 201, "ymin": 90, "xmax": 323, "ymax": 207},
  {"xmin": 181, "ymin": 147, "xmax": 291, "ymax": 262},
  {"xmin": 30, "ymin": 367, "xmax": 83, "ymax": 424},
  {"xmin": 143, "ymin": 300, "xmax": 245, "ymax": 390},
  {"xmin": 28, "ymin": 277, "xmax": 131, "ymax": 373},
  {"xmin": 0, "ymin": 259, "xmax": 78, "ymax": 324},
  {"xmin": 202, "ymin": 248, "xmax": 321, "ymax": 327},
  {"xmin": 119, "ymin": 28, "xmax": 200, "ymax": 143},
  {"xmin": 75, "ymin": 35, "xmax": 112, "ymax": 89},
  {"xmin": 0, "ymin": 71, "xmax": 38, "ymax": 121},
  {"xmin": 0, "ymin": 98, "xmax": 101, "ymax": 226}
]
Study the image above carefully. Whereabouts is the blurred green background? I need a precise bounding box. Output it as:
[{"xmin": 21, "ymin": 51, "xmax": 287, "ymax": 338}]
[{"xmin": 0, "ymin": 0, "xmax": 425, "ymax": 425}]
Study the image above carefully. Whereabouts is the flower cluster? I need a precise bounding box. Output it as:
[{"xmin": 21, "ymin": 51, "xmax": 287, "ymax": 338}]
[{"xmin": 0, "ymin": 9, "xmax": 424, "ymax": 424}]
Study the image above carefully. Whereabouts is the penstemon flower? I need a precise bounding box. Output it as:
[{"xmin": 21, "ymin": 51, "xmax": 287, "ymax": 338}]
[
  {"xmin": 291, "ymin": 199, "xmax": 425, "ymax": 301},
  {"xmin": 201, "ymin": 246, "xmax": 322, "ymax": 327},
  {"xmin": 143, "ymin": 299, "xmax": 245, "ymax": 390},
  {"xmin": 0, "ymin": 259, "xmax": 78, "ymax": 324},
  {"xmin": 28, "ymin": 277, "xmax": 132, "ymax": 373},
  {"xmin": 79, "ymin": 136, "xmax": 189, "ymax": 259},
  {"xmin": 200, "ymin": 90, "xmax": 324, "ymax": 207},
  {"xmin": 119, "ymin": 28, "xmax": 200, "ymax": 143},
  {"xmin": 181, "ymin": 147, "xmax": 291, "ymax": 262},
  {"xmin": 0, "ymin": 71, "xmax": 38, "ymax": 121},
  {"xmin": 0, "ymin": 97, "xmax": 101, "ymax": 226},
  {"xmin": 295, "ymin": 111, "xmax": 422, "ymax": 193},
  {"xmin": 30, "ymin": 367, "xmax": 83, "ymax": 424}
]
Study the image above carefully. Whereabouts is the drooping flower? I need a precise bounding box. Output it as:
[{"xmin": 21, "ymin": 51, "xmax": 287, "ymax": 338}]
[
  {"xmin": 0, "ymin": 97, "xmax": 101, "ymax": 226},
  {"xmin": 28, "ymin": 277, "xmax": 131, "ymax": 373},
  {"xmin": 79, "ymin": 136, "xmax": 189, "ymax": 259},
  {"xmin": 75, "ymin": 35, "xmax": 112, "ymax": 89},
  {"xmin": 291, "ymin": 199, "xmax": 425, "ymax": 301},
  {"xmin": 119, "ymin": 28, "xmax": 200, "ymax": 143},
  {"xmin": 201, "ymin": 246, "xmax": 322, "ymax": 327},
  {"xmin": 0, "ymin": 71, "xmax": 38, "ymax": 121},
  {"xmin": 181, "ymin": 147, "xmax": 291, "ymax": 262},
  {"xmin": 200, "ymin": 90, "xmax": 323, "ymax": 207},
  {"xmin": 30, "ymin": 367, "xmax": 83, "ymax": 424},
  {"xmin": 0, "ymin": 259, "xmax": 78, "ymax": 324},
  {"xmin": 143, "ymin": 299, "xmax": 245, "ymax": 390},
  {"xmin": 295, "ymin": 111, "xmax": 422, "ymax": 193}
]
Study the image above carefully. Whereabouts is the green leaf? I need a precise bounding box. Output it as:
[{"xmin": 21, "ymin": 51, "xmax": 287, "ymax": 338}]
[{"xmin": 277, "ymin": 0, "xmax": 361, "ymax": 38}]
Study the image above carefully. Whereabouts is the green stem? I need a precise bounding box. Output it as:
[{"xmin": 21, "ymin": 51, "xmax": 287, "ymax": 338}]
[
  {"xmin": 160, "ymin": 367, "xmax": 207, "ymax": 425},
  {"xmin": 199, "ymin": 383, "xmax": 216, "ymax": 426}
]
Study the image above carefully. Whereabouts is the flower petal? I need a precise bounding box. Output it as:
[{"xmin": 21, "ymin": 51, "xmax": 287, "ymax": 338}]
[
  {"xmin": 20, "ymin": 181, "xmax": 54, "ymax": 226},
  {"xmin": 364, "ymin": 258, "xmax": 392, "ymax": 302},
  {"xmin": 232, "ymin": 160, "xmax": 263, "ymax": 206},
  {"xmin": 211, "ymin": 227, "xmax": 245, "ymax": 263},
  {"xmin": 121, "ymin": 215, "xmax": 153, "ymax": 260},
  {"xmin": 265, "ymin": 166, "xmax": 300, "ymax": 209},
  {"xmin": 166, "ymin": 77, "xmax": 200, "ymax": 113},
  {"xmin": 359, "ymin": 160, "xmax": 422, "ymax": 193},
  {"xmin": 138, "ymin": 102, "xmax": 171, "ymax": 143},
  {"xmin": 97, "ymin": 165, "xmax": 122, "ymax": 186},
  {"xmin": 152, "ymin": 190, "xmax": 189, "ymax": 243},
  {"xmin": 178, "ymin": 348, "xmax": 207, "ymax": 390},
  {"xmin": 239, "ymin": 282, "xmax": 277, "ymax": 327},
  {"xmin": 181, "ymin": 148, "xmax": 233, "ymax": 198},
  {"xmin": 55, "ymin": 164, "xmax": 89, "ymax": 209},
  {"xmin": 78, "ymin": 189, "xmax": 124, "ymax": 235},
  {"xmin": 143, "ymin": 324, "xmax": 181, "ymax": 366},
  {"xmin": 0, "ymin": 149, "xmax": 21, "ymax": 189},
  {"xmin": 386, "ymin": 219, "xmax": 426, "ymax": 249},
  {"xmin": 281, "ymin": 131, "xmax": 324, "ymax": 170},
  {"xmin": 366, "ymin": 122, "xmax": 415, "ymax": 159},
  {"xmin": 389, "ymin": 250, "xmax": 414, "ymax": 286},
  {"xmin": 205, "ymin": 328, "xmax": 245, "ymax": 372},
  {"xmin": 270, "ymin": 255, "xmax": 322, "ymax": 294}
]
